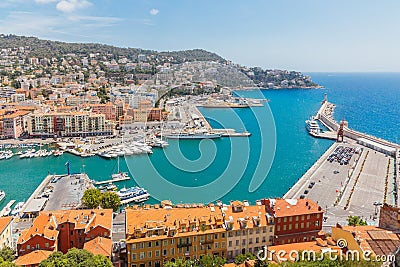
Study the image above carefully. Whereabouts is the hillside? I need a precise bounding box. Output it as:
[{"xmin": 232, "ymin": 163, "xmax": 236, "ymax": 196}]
[{"xmin": 0, "ymin": 34, "xmax": 226, "ymax": 64}]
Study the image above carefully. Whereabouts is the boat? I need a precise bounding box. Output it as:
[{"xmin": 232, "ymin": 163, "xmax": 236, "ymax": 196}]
[
  {"xmin": 117, "ymin": 186, "xmax": 150, "ymax": 203},
  {"xmin": 305, "ymin": 117, "xmax": 321, "ymax": 135},
  {"xmin": 11, "ymin": 201, "xmax": 25, "ymax": 216},
  {"xmin": 111, "ymin": 156, "xmax": 130, "ymax": 181},
  {"xmin": 0, "ymin": 191, "xmax": 5, "ymax": 203},
  {"xmin": 98, "ymin": 182, "xmax": 117, "ymax": 193},
  {"xmin": 165, "ymin": 132, "xmax": 221, "ymax": 139}
]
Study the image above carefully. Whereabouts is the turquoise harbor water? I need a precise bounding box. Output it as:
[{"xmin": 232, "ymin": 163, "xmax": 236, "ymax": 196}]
[{"xmin": 0, "ymin": 73, "xmax": 399, "ymax": 209}]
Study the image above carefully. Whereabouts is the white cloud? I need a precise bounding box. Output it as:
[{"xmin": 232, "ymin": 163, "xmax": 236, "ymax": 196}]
[
  {"xmin": 149, "ymin": 8, "xmax": 159, "ymax": 16},
  {"xmin": 35, "ymin": 0, "xmax": 57, "ymax": 3},
  {"xmin": 56, "ymin": 0, "xmax": 92, "ymax": 13}
]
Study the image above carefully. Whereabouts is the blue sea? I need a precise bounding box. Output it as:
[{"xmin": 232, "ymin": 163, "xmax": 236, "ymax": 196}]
[{"xmin": 1, "ymin": 73, "xmax": 399, "ymax": 209}]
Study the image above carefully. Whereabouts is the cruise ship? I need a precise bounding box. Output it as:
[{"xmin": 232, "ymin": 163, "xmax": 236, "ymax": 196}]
[
  {"xmin": 305, "ymin": 117, "xmax": 321, "ymax": 135},
  {"xmin": 165, "ymin": 132, "xmax": 221, "ymax": 139}
]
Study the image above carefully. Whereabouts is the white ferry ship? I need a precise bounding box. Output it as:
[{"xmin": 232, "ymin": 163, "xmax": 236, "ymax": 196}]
[{"xmin": 305, "ymin": 117, "xmax": 321, "ymax": 135}]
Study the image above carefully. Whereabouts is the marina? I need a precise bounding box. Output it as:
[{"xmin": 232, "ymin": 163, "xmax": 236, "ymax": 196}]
[{"xmin": 0, "ymin": 200, "xmax": 15, "ymax": 216}]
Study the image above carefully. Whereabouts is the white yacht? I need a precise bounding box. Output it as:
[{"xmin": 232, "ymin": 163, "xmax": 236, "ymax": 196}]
[{"xmin": 305, "ymin": 117, "xmax": 321, "ymax": 135}]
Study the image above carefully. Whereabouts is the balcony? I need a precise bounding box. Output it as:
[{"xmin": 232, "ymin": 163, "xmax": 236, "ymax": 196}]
[
  {"xmin": 200, "ymin": 239, "xmax": 214, "ymax": 245},
  {"xmin": 177, "ymin": 242, "xmax": 192, "ymax": 248}
]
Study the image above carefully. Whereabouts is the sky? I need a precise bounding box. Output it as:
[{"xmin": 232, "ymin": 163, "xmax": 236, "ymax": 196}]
[{"xmin": 0, "ymin": 0, "xmax": 399, "ymax": 72}]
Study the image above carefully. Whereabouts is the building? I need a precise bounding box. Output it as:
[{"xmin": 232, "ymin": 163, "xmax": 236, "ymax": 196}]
[
  {"xmin": 125, "ymin": 205, "xmax": 227, "ymax": 267},
  {"xmin": 0, "ymin": 110, "xmax": 29, "ymax": 139},
  {"xmin": 263, "ymin": 198, "xmax": 324, "ymax": 245},
  {"xmin": 90, "ymin": 102, "xmax": 117, "ymax": 121},
  {"xmin": 17, "ymin": 209, "xmax": 113, "ymax": 257},
  {"xmin": 25, "ymin": 112, "xmax": 115, "ymax": 137},
  {"xmin": 15, "ymin": 250, "xmax": 53, "ymax": 267},
  {"xmin": 332, "ymin": 225, "xmax": 400, "ymax": 265},
  {"xmin": 83, "ymin": 236, "xmax": 113, "ymax": 258},
  {"xmin": 379, "ymin": 204, "xmax": 400, "ymax": 231},
  {"xmin": 223, "ymin": 201, "xmax": 274, "ymax": 259},
  {"xmin": 0, "ymin": 217, "xmax": 13, "ymax": 249}
]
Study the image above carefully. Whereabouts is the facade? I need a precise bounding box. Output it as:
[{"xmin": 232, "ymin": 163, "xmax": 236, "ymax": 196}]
[
  {"xmin": 125, "ymin": 205, "xmax": 227, "ymax": 267},
  {"xmin": 224, "ymin": 201, "xmax": 274, "ymax": 259},
  {"xmin": 0, "ymin": 110, "xmax": 29, "ymax": 139},
  {"xmin": 25, "ymin": 112, "xmax": 115, "ymax": 137},
  {"xmin": 0, "ymin": 217, "xmax": 13, "ymax": 249},
  {"xmin": 17, "ymin": 209, "xmax": 113, "ymax": 257},
  {"xmin": 263, "ymin": 198, "xmax": 323, "ymax": 245},
  {"xmin": 379, "ymin": 203, "xmax": 400, "ymax": 230},
  {"xmin": 90, "ymin": 102, "xmax": 117, "ymax": 121}
]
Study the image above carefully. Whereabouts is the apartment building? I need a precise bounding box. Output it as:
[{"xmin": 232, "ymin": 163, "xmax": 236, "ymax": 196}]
[
  {"xmin": 125, "ymin": 205, "xmax": 227, "ymax": 267},
  {"xmin": 223, "ymin": 201, "xmax": 274, "ymax": 259},
  {"xmin": 25, "ymin": 112, "xmax": 115, "ymax": 137},
  {"xmin": 17, "ymin": 209, "xmax": 113, "ymax": 256},
  {"xmin": 0, "ymin": 217, "xmax": 13, "ymax": 249},
  {"xmin": 0, "ymin": 110, "xmax": 29, "ymax": 139},
  {"xmin": 263, "ymin": 198, "xmax": 324, "ymax": 245},
  {"xmin": 90, "ymin": 102, "xmax": 117, "ymax": 121}
]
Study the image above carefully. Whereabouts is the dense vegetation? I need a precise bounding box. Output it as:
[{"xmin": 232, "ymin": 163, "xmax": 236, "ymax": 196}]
[
  {"xmin": 39, "ymin": 248, "xmax": 113, "ymax": 267},
  {"xmin": 81, "ymin": 188, "xmax": 121, "ymax": 211},
  {"xmin": 0, "ymin": 34, "xmax": 226, "ymax": 64}
]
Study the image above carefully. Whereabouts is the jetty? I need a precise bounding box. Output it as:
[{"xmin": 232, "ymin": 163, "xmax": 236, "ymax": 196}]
[
  {"xmin": 0, "ymin": 200, "xmax": 15, "ymax": 216},
  {"xmin": 286, "ymin": 97, "xmax": 400, "ymax": 229}
]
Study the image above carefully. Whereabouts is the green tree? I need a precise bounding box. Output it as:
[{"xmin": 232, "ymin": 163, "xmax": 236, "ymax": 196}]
[
  {"xmin": 164, "ymin": 258, "xmax": 190, "ymax": 267},
  {"xmin": 0, "ymin": 247, "xmax": 15, "ymax": 262},
  {"xmin": 348, "ymin": 215, "xmax": 368, "ymax": 226},
  {"xmin": 0, "ymin": 259, "xmax": 17, "ymax": 267},
  {"xmin": 198, "ymin": 254, "xmax": 226, "ymax": 267},
  {"xmin": 81, "ymin": 188, "xmax": 102, "ymax": 209},
  {"xmin": 234, "ymin": 252, "xmax": 256, "ymax": 264},
  {"xmin": 39, "ymin": 249, "xmax": 113, "ymax": 267},
  {"xmin": 254, "ymin": 258, "xmax": 269, "ymax": 267},
  {"xmin": 100, "ymin": 191, "xmax": 121, "ymax": 212}
]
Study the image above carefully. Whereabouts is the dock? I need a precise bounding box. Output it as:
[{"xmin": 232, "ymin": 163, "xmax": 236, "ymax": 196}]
[
  {"xmin": 94, "ymin": 175, "xmax": 130, "ymax": 185},
  {"xmin": 0, "ymin": 200, "xmax": 15, "ymax": 216},
  {"xmin": 285, "ymin": 98, "xmax": 400, "ymax": 229},
  {"xmin": 213, "ymin": 129, "xmax": 251, "ymax": 137}
]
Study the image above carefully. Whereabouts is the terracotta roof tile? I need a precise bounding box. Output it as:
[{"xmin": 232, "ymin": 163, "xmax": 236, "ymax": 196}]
[
  {"xmin": 83, "ymin": 236, "xmax": 112, "ymax": 257},
  {"xmin": 15, "ymin": 250, "xmax": 53, "ymax": 266}
]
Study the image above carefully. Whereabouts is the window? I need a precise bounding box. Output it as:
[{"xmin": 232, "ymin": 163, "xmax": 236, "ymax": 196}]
[
  {"xmin": 228, "ymin": 232, "xmax": 233, "ymax": 237},
  {"xmin": 306, "ymin": 222, "xmax": 310, "ymax": 228},
  {"xmin": 171, "ymin": 248, "xmax": 174, "ymax": 255},
  {"xmin": 277, "ymin": 226, "xmax": 280, "ymax": 231},
  {"xmin": 229, "ymin": 241, "xmax": 232, "ymax": 247},
  {"xmin": 242, "ymin": 240, "xmax": 246, "ymax": 246},
  {"xmin": 295, "ymin": 224, "xmax": 298, "ymax": 229},
  {"xmin": 249, "ymin": 229, "xmax": 253, "ymax": 235},
  {"xmin": 27, "ymin": 245, "xmax": 30, "ymax": 250},
  {"xmin": 307, "ymin": 215, "xmax": 310, "ymax": 220},
  {"xmin": 132, "ymin": 253, "xmax": 137, "ymax": 260},
  {"xmin": 148, "ymin": 242, "xmax": 152, "ymax": 248},
  {"xmin": 148, "ymin": 262, "xmax": 152, "ymax": 267},
  {"xmin": 214, "ymin": 234, "xmax": 218, "ymax": 239},
  {"xmin": 193, "ymin": 246, "xmax": 197, "ymax": 252},
  {"xmin": 193, "ymin": 236, "xmax": 197, "ymax": 242},
  {"xmin": 163, "ymin": 250, "xmax": 167, "ymax": 256},
  {"xmin": 283, "ymin": 217, "xmax": 287, "ymax": 223},
  {"xmin": 283, "ymin": 225, "xmax": 286, "ymax": 231},
  {"xmin": 249, "ymin": 238, "xmax": 253, "ymax": 244},
  {"xmin": 222, "ymin": 233, "xmax": 226, "ymax": 238},
  {"xmin": 256, "ymin": 237, "xmax": 259, "ymax": 243},
  {"xmin": 277, "ymin": 218, "xmax": 281, "ymax": 223},
  {"xmin": 263, "ymin": 227, "xmax": 267, "ymax": 233},
  {"xmin": 70, "ymin": 230, "xmax": 74, "ymax": 236},
  {"xmin": 178, "ymin": 248, "xmax": 182, "ymax": 253},
  {"xmin": 301, "ymin": 223, "xmax": 304, "ymax": 229},
  {"xmin": 215, "ymin": 242, "xmax": 219, "ymax": 248},
  {"xmin": 289, "ymin": 216, "xmax": 292, "ymax": 222},
  {"xmin": 255, "ymin": 229, "xmax": 260, "ymax": 234},
  {"xmin": 155, "ymin": 241, "xmax": 159, "ymax": 247},
  {"xmin": 170, "ymin": 239, "xmax": 175, "ymax": 245},
  {"xmin": 139, "ymin": 252, "xmax": 145, "ymax": 259},
  {"xmin": 301, "ymin": 215, "xmax": 305, "ymax": 221},
  {"xmin": 45, "ymin": 243, "xmax": 49, "ymax": 248},
  {"xmin": 269, "ymin": 227, "xmax": 272, "ymax": 232},
  {"xmin": 317, "ymin": 214, "xmax": 320, "ymax": 219},
  {"xmin": 289, "ymin": 224, "xmax": 292, "ymax": 230},
  {"xmin": 155, "ymin": 250, "xmax": 160, "ymax": 257},
  {"xmin": 235, "ymin": 240, "xmax": 239, "ymax": 246},
  {"xmin": 235, "ymin": 231, "xmax": 240, "ymax": 237},
  {"xmin": 148, "ymin": 251, "xmax": 152, "ymax": 258},
  {"xmin": 139, "ymin": 243, "xmax": 144, "ymax": 249},
  {"xmin": 296, "ymin": 216, "xmax": 299, "ymax": 221},
  {"xmin": 163, "ymin": 240, "xmax": 167, "ymax": 246},
  {"xmin": 262, "ymin": 237, "xmax": 266, "ymax": 243},
  {"xmin": 221, "ymin": 242, "xmax": 225, "ymax": 248},
  {"xmin": 36, "ymin": 244, "xmax": 40, "ymax": 249}
]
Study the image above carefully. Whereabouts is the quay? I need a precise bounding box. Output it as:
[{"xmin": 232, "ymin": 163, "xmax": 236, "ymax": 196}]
[
  {"xmin": 20, "ymin": 173, "xmax": 93, "ymax": 217},
  {"xmin": 285, "ymin": 97, "xmax": 399, "ymax": 230},
  {"xmin": 0, "ymin": 200, "xmax": 15, "ymax": 216}
]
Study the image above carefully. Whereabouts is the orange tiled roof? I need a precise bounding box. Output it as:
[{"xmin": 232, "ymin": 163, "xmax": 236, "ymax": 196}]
[
  {"xmin": 268, "ymin": 241, "xmax": 340, "ymax": 261},
  {"xmin": 3, "ymin": 110, "xmax": 30, "ymax": 119},
  {"xmin": 269, "ymin": 198, "xmax": 323, "ymax": 217},
  {"xmin": 15, "ymin": 250, "xmax": 53, "ymax": 266},
  {"xmin": 17, "ymin": 213, "xmax": 58, "ymax": 244},
  {"xmin": 126, "ymin": 206, "xmax": 224, "ymax": 236},
  {"xmin": 0, "ymin": 216, "xmax": 12, "ymax": 234},
  {"xmin": 83, "ymin": 236, "xmax": 112, "ymax": 257},
  {"xmin": 223, "ymin": 204, "xmax": 269, "ymax": 230}
]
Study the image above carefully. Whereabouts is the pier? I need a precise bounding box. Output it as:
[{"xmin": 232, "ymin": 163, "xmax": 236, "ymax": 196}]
[{"xmin": 286, "ymin": 98, "xmax": 400, "ymax": 230}]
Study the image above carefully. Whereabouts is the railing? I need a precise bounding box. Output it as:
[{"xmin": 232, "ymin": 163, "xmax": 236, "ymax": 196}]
[{"xmin": 177, "ymin": 242, "xmax": 192, "ymax": 248}]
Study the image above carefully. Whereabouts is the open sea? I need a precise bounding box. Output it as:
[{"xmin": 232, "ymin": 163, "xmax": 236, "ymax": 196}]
[{"xmin": 1, "ymin": 73, "xmax": 399, "ymax": 209}]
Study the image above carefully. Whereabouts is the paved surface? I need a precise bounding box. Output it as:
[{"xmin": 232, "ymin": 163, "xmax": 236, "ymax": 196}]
[
  {"xmin": 44, "ymin": 174, "xmax": 92, "ymax": 211},
  {"xmin": 112, "ymin": 212, "xmax": 126, "ymax": 243},
  {"xmin": 285, "ymin": 140, "xmax": 396, "ymax": 230}
]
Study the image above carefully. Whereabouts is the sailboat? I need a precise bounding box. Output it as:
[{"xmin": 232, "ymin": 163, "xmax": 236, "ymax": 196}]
[{"xmin": 111, "ymin": 156, "xmax": 131, "ymax": 181}]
